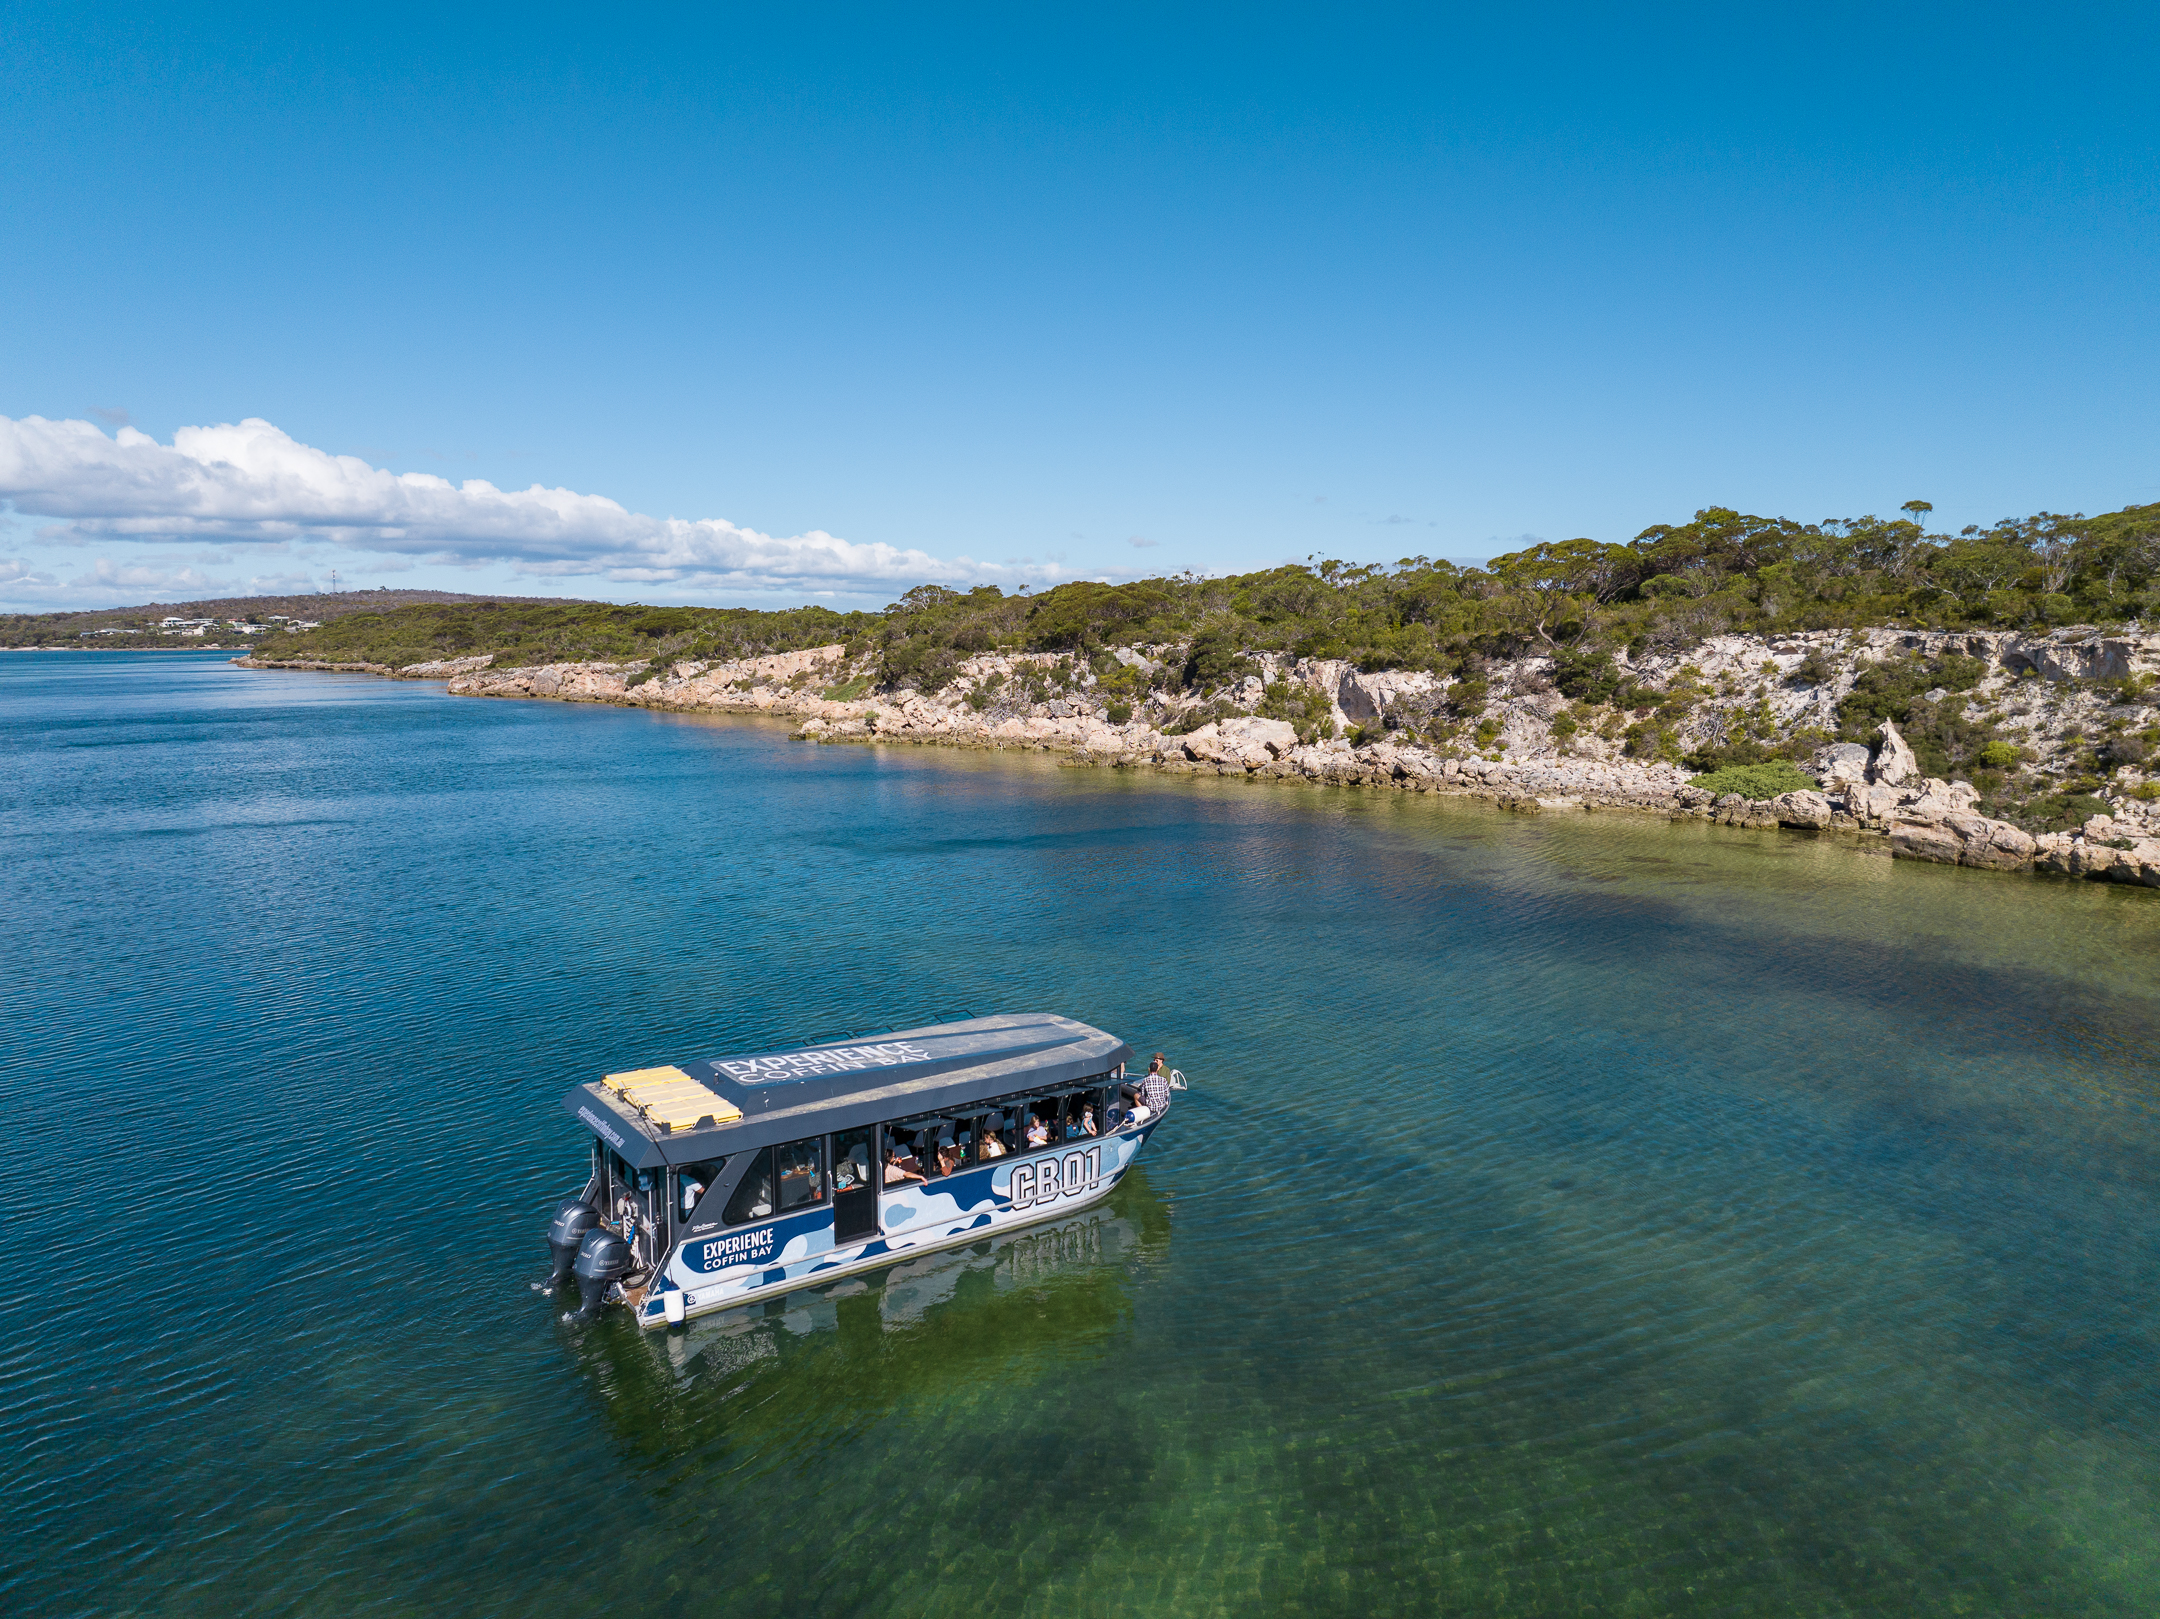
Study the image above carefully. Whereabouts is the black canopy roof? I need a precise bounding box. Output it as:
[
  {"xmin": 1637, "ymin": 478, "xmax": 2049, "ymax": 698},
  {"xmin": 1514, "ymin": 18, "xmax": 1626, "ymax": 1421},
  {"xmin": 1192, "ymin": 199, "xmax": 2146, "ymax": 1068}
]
[{"xmin": 564, "ymin": 1012, "xmax": 1132, "ymax": 1170}]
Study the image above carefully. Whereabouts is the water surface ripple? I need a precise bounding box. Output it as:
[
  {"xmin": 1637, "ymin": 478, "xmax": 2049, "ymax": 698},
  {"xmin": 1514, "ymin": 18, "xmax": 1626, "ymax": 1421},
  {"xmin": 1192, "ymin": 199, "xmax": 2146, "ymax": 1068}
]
[{"xmin": 5, "ymin": 652, "xmax": 2158, "ymax": 1617}]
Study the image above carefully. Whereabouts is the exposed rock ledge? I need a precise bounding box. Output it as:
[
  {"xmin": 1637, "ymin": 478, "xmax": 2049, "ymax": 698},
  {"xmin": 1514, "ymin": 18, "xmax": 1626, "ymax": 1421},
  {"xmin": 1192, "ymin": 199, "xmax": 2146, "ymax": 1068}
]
[
  {"xmin": 235, "ymin": 654, "xmax": 498, "ymax": 679},
  {"xmin": 237, "ymin": 642, "xmax": 2160, "ymax": 892}
]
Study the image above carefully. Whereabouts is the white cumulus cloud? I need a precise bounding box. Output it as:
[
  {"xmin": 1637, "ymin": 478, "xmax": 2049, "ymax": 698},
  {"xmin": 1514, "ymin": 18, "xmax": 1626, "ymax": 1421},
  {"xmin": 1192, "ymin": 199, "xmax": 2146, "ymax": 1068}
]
[
  {"xmin": 0, "ymin": 415, "xmax": 1074, "ymax": 596},
  {"xmin": 71, "ymin": 557, "xmax": 229, "ymax": 594}
]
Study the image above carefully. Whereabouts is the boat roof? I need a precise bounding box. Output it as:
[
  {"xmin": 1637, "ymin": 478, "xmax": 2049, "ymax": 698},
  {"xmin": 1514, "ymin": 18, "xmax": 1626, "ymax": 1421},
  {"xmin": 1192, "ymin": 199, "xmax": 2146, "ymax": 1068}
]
[{"xmin": 563, "ymin": 1012, "xmax": 1133, "ymax": 1170}]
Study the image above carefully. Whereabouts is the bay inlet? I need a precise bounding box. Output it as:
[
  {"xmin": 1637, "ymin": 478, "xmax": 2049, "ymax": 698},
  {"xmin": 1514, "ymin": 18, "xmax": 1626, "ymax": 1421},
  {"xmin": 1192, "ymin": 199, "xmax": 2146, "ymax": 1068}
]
[{"xmin": 6, "ymin": 650, "xmax": 2159, "ymax": 1617}]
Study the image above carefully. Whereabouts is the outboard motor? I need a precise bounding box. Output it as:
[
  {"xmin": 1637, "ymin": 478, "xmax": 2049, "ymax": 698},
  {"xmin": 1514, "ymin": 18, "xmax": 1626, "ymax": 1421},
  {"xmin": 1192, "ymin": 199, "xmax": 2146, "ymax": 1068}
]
[
  {"xmin": 571, "ymin": 1227, "xmax": 632, "ymax": 1321},
  {"xmin": 545, "ymin": 1196, "xmax": 601, "ymax": 1290}
]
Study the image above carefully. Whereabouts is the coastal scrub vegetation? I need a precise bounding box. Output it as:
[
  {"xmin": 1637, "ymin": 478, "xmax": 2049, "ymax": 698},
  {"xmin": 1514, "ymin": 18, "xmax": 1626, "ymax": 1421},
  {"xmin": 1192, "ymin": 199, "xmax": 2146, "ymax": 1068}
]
[
  {"xmin": 218, "ymin": 498, "xmax": 2160, "ymax": 834},
  {"xmin": 14, "ymin": 488, "xmax": 2154, "ymax": 851},
  {"xmin": 237, "ymin": 498, "xmax": 2160, "ymax": 679},
  {"xmin": 1688, "ymin": 760, "xmax": 1816, "ymax": 799}
]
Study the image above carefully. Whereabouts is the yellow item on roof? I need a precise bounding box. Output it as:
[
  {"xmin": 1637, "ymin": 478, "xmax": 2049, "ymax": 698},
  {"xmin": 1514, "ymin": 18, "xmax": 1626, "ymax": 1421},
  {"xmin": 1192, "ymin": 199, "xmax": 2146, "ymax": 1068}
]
[{"xmin": 604, "ymin": 1065, "xmax": 744, "ymax": 1129}]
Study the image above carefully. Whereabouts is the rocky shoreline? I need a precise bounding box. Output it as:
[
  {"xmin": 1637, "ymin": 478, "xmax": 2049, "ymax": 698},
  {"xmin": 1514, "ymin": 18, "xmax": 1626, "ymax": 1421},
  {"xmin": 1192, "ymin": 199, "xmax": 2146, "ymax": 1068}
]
[{"xmin": 236, "ymin": 626, "xmax": 2160, "ymax": 893}]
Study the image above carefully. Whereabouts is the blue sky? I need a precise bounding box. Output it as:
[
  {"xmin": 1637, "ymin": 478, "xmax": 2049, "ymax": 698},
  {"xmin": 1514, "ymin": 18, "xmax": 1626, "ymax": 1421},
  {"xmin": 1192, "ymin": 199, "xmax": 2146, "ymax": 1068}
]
[{"xmin": 2, "ymin": 2, "xmax": 2154, "ymax": 611}]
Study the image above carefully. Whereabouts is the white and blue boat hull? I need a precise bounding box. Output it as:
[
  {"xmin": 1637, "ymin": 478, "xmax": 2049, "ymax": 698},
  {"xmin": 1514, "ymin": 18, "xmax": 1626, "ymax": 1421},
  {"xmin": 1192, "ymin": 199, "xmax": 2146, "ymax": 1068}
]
[{"xmin": 640, "ymin": 1120, "xmax": 1159, "ymax": 1328}]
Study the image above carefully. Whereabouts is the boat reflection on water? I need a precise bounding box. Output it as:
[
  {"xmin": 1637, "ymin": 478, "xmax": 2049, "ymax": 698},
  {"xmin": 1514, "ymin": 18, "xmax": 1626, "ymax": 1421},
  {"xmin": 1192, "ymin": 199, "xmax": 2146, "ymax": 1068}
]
[
  {"xmin": 665, "ymin": 1191, "xmax": 1155, "ymax": 1374},
  {"xmin": 562, "ymin": 1172, "xmax": 1172, "ymax": 1467}
]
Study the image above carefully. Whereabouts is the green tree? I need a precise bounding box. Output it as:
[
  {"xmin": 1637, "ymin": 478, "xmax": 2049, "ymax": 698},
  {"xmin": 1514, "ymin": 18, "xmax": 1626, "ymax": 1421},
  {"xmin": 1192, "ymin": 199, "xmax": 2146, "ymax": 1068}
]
[{"xmin": 1487, "ymin": 538, "xmax": 1632, "ymax": 645}]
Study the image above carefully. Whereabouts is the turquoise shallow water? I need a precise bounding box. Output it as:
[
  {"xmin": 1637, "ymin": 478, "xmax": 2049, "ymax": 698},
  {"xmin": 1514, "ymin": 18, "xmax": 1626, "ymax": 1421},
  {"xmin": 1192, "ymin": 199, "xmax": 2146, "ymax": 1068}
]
[{"xmin": 5, "ymin": 650, "xmax": 2160, "ymax": 1617}]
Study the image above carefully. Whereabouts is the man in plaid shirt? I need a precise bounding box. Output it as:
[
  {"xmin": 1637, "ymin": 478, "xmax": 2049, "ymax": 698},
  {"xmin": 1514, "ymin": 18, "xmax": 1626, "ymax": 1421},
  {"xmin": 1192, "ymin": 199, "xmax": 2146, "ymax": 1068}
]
[{"xmin": 1138, "ymin": 1053, "xmax": 1172, "ymax": 1116}]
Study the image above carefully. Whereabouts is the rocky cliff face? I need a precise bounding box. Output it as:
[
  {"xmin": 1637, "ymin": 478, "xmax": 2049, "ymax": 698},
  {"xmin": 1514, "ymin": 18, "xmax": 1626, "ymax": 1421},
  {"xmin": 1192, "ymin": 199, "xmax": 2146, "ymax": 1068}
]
[
  {"xmin": 1612, "ymin": 625, "xmax": 2160, "ymax": 789},
  {"xmin": 240, "ymin": 624, "xmax": 2160, "ymax": 892}
]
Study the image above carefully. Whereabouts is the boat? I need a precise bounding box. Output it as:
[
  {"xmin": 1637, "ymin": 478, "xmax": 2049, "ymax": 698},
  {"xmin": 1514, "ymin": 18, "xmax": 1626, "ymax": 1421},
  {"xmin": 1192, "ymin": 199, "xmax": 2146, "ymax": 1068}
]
[{"xmin": 542, "ymin": 1011, "xmax": 1180, "ymax": 1329}]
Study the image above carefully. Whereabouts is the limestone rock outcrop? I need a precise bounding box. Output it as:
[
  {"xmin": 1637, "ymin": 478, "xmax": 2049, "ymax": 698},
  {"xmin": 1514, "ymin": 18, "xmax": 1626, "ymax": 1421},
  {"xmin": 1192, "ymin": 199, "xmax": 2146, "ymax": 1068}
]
[
  {"xmin": 1771, "ymin": 790, "xmax": 1833, "ymax": 829},
  {"xmin": 1816, "ymin": 742, "xmax": 1872, "ymax": 788},
  {"xmin": 1871, "ymin": 720, "xmax": 1920, "ymax": 786},
  {"xmin": 1179, "ymin": 717, "xmax": 1300, "ymax": 769},
  {"xmin": 1888, "ymin": 810, "xmax": 2037, "ymax": 870},
  {"xmin": 398, "ymin": 654, "xmax": 496, "ymax": 679},
  {"xmin": 240, "ymin": 618, "xmax": 2160, "ymax": 901},
  {"xmin": 2034, "ymin": 821, "xmax": 2160, "ymax": 887}
]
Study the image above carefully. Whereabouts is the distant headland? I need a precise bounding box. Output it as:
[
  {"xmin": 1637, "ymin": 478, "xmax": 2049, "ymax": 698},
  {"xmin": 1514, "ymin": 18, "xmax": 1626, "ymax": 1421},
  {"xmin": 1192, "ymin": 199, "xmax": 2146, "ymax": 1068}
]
[{"xmin": 0, "ymin": 587, "xmax": 585, "ymax": 651}]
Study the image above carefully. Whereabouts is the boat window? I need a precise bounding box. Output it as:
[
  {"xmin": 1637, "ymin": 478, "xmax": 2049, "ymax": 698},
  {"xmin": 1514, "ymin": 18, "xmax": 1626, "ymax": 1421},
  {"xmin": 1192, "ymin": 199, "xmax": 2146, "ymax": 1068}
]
[
  {"xmin": 882, "ymin": 1124, "xmax": 922, "ymax": 1179},
  {"xmin": 1023, "ymin": 1097, "xmax": 1061, "ymax": 1150},
  {"xmin": 833, "ymin": 1129, "xmax": 875, "ymax": 1193},
  {"xmin": 953, "ymin": 1113, "xmax": 988, "ymax": 1168},
  {"xmin": 887, "ymin": 1118, "xmax": 941, "ymax": 1176},
  {"xmin": 930, "ymin": 1126, "xmax": 965, "ymax": 1178},
  {"xmin": 723, "ymin": 1149, "xmax": 776, "ymax": 1225},
  {"xmin": 675, "ymin": 1158, "xmax": 728, "ymax": 1223},
  {"xmin": 607, "ymin": 1150, "xmax": 657, "ymax": 1215},
  {"xmin": 776, "ymin": 1137, "xmax": 825, "ymax": 1210},
  {"xmin": 1064, "ymin": 1092, "xmax": 1102, "ymax": 1140}
]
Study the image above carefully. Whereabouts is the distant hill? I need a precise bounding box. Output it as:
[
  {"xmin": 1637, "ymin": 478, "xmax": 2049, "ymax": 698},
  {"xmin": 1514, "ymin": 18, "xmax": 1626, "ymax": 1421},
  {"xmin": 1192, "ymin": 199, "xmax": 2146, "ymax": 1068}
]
[
  {"xmin": 245, "ymin": 596, "xmax": 877, "ymax": 669},
  {"xmin": 1, "ymin": 588, "xmax": 608, "ymax": 648}
]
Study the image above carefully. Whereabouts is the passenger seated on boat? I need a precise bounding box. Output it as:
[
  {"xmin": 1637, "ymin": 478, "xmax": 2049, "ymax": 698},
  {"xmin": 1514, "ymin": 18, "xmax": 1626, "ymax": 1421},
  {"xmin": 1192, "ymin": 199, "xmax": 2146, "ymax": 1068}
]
[
  {"xmin": 771, "ymin": 1137, "xmax": 826, "ymax": 1212},
  {"xmin": 1025, "ymin": 1112, "xmax": 1051, "ymax": 1149},
  {"xmin": 834, "ymin": 1144, "xmax": 871, "ymax": 1192},
  {"xmin": 883, "ymin": 1144, "xmax": 925, "ymax": 1185},
  {"xmin": 1076, "ymin": 1103, "xmax": 1098, "ymax": 1137},
  {"xmin": 978, "ymin": 1128, "xmax": 1005, "ymax": 1159},
  {"xmin": 935, "ymin": 1139, "xmax": 962, "ymax": 1177}
]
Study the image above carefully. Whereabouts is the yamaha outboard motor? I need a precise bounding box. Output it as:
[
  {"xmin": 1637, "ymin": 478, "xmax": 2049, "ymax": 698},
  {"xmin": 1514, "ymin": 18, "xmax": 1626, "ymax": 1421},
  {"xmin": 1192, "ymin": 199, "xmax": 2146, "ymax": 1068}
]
[
  {"xmin": 571, "ymin": 1227, "xmax": 632, "ymax": 1321},
  {"xmin": 545, "ymin": 1196, "xmax": 600, "ymax": 1290}
]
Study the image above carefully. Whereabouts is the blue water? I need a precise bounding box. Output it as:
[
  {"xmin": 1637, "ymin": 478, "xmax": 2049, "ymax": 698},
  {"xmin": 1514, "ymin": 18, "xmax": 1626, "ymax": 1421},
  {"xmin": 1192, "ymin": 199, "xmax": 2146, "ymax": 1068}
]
[{"xmin": 6, "ymin": 650, "xmax": 2160, "ymax": 1617}]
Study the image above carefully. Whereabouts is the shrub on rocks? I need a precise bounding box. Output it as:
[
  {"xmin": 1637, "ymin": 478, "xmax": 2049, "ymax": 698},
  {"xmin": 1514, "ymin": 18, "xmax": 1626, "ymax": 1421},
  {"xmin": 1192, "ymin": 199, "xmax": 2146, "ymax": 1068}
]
[
  {"xmin": 1257, "ymin": 678, "xmax": 1337, "ymax": 744},
  {"xmin": 1624, "ymin": 720, "xmax": 1684, "ymax": 763},
  {"xmin": 1181, "ymin": 624, "xmax": 1258, "ymax": 690},
  {"xmin": 1688, "ymin": 759, "xmax": 1816, "ymax": 799},
  {"xmin": 1162, "ymin": 700, "xmax": 1239, "ymax": 736},
  {"xmin": 2017, "ymin": 792, "xmax": 2117, "ymax": 833},
  {"xmin": 1550, "ymin": 648, "xmax": 1622, "ymax": 703}
]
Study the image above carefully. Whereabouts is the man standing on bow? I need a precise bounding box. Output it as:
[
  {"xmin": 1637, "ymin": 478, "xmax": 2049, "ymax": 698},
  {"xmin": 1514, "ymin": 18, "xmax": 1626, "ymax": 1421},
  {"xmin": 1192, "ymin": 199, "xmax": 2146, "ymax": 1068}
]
[{"xmin": 1139, "ymin": 1052, "xmax": 1173, "ymax": 1118}]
